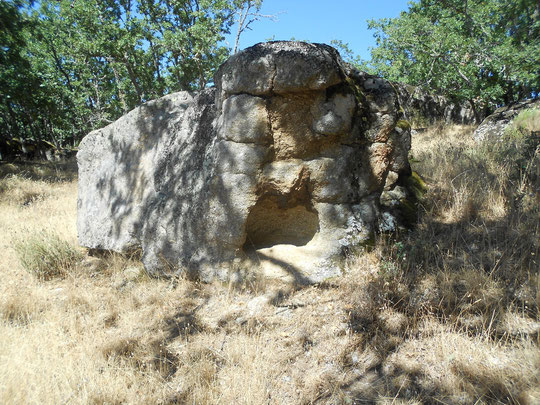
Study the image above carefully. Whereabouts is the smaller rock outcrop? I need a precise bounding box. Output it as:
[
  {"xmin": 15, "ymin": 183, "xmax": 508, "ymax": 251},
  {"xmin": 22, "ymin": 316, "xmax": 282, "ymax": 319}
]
[
  {"xmin": 473, "ymin": 98, "xmax": 540, "ymax": 142},
  {"xmin": 395, "ymin": 83, "xmax": 483, "ymax": 126}
]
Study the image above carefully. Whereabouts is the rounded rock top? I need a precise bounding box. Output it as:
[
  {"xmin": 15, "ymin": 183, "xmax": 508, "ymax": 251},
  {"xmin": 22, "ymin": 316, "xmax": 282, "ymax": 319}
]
[{"xmin": 215, "ymin": 41, "xmax": 345, "ymax": 96}]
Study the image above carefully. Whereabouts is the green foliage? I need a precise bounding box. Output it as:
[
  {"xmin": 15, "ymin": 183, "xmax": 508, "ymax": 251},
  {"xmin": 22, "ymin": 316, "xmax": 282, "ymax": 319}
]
[
  {"xmin": 395, "ymin": 119, "xmax": 411, "ymax": 131},
  {"xmin": 0, "ymin": 1, "xmax": 52, "ymax": 146},
  {"xmin": 330, "ymin": 39, "xmax": 373, "ymax": 73},
  {"xmin": 14, "ymin": 231, "xmax": 84, "ymax": 280},
  {"xmin": 0, "ymin": 0, "xmax": 261, "ymax": 149},
  {"xmin": 366, "ymin": 0, "xmax": 540, "ymax": 108}
]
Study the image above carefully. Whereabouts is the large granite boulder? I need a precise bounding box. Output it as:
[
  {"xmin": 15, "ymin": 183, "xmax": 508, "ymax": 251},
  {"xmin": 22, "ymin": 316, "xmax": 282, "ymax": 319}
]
[{"xmin": 77, "ymin": 41, "xmax": 412, "ymax": 283}]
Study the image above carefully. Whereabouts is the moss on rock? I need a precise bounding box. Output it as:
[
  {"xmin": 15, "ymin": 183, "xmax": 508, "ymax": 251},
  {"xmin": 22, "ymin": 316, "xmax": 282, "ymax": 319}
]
[{"xmin": 396, "ymin": 120, "xmax": 412, "ymax": 131}]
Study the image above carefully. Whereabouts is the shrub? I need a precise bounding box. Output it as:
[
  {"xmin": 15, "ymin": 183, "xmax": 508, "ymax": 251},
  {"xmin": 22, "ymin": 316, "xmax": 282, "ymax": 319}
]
[{"xmin": 14, "ymin": 231, "xmax": 83, "ymax": 280}]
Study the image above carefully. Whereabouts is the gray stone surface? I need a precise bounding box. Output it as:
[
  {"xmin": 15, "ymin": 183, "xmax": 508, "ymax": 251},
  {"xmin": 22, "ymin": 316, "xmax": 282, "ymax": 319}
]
[
  {"xmin": 77, "ymin": 41, "xmax": 413, "ymax": 282},
  {"xmin": 473, "ymin": 98, "xmax": 540, "ymax": 142},
  {"xmin": 77, "ymin": 91, "xmax": 196, "ymax": 253},
  {"xmin": 215, "ymin": 42, "xmax": 343, "ymax": 96}
]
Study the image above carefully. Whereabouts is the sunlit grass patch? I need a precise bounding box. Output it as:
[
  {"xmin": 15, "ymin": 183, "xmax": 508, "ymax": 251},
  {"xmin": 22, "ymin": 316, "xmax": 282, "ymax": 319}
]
[
  {"xmin": 0, "ymin": 161, "xmax": 77, "ymax": 206},
  {"xmin": 0, "ymin": 174, "xmax": 51, "ymax": 206},
  {"xmin": 509, "ymin": 107, "xmax": 540, "ymax": 136},
  {"xmin": 0, "ymin": 160, "xmax": 77, "ymax": 182},
  {"xmin": 385, "ymin": 319, "xmax": 540, "ymax": 404},
  {"xmin": 0, "ymin": 288, "xmax": 43, "ymax": 325}
]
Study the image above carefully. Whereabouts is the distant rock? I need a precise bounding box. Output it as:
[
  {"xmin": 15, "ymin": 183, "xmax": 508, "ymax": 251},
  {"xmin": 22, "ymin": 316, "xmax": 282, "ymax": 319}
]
[
  {"xmin": 77, "ymin": 41, "xmax": 413, "ymax": 283},
  {"xmin": 473, "ymin": 98, "xmax": 540, "ymax": 142},
  {"xmin": 394, "ymin": 83, "xmax": 483, "ymax": 126}
]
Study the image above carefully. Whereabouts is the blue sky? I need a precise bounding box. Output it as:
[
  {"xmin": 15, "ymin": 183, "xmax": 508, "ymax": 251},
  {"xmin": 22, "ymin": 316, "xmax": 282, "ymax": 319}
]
[{"xmin": 224, "ymin": 0, "xmax": 413, "ymax": 60}]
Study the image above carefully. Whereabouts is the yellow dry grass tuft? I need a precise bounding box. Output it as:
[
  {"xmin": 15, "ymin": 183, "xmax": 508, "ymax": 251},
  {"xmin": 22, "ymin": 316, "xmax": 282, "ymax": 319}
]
[{"xmin": 511, "ymin": 107, "xmax": 540, "ymax": 135}]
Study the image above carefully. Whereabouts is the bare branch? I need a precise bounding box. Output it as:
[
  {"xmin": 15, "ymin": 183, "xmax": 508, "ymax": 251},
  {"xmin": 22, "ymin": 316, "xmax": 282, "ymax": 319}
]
[{"xmin": 232, "ymin": 0, "xmax": 280, "ymax": 53}]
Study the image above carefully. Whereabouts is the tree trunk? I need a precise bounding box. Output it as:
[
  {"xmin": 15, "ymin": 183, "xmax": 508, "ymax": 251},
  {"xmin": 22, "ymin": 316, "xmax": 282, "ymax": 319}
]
[
  {"xmin": 468, "ymin": 99, "xmax": 482, "ymax": 124},
  {"xmin": 123, "ymin": 53, "xmax": 143, "ymax": 103},
  {"xmin": 5, "ymin": 101, "xmax": 21, "ymax": 139},
  {"xmin": 148, "ymin": 38, "xmax": 164, "ymax": 97},
  {"xmin": 107, "ymin": 57, "xmax": 129, "ymax": 113}
]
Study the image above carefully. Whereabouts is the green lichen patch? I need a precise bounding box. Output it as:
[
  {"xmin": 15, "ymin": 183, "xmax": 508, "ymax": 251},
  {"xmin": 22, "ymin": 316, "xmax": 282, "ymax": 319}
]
[
  {"xmin": 392, "ymin": 171, "xmax": 427, "ymax": 228},
  {"xmin": 345, "ymin": 76, "xmax": 368, "ymax": 108},
  {"xmin": 396, "ymin": 119, "xmax": 411, "ymax": 131},
  {"xmin": 404, "ymin": 171, "xmax": 427, "ymax": 201}
]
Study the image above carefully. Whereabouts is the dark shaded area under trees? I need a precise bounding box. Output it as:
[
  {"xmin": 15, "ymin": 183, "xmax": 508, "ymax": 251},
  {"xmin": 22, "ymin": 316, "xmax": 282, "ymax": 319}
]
[{"xmin": 0, "ymin": 0, "xmax": 260, "ymax": 153}]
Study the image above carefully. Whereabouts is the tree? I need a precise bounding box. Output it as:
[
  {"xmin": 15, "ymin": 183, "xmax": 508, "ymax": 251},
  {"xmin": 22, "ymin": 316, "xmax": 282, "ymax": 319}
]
[
  {"xmin": 0, "ymin": 0, "xmax": 266, "ymax": 150},
  {"xmin": 366, "ymin": 0, "xmax": 540, "ymax": 109},
  {"xmin": 0, "ymin": 1, "xmax": 49, "ymax": 146},
  {"xmin": 230, "ymin": 0, "xmax": 277, "ymax": 54},
  {"xmin": 330, "ymin": 39, "xmax": 372, "ymax": 73}
]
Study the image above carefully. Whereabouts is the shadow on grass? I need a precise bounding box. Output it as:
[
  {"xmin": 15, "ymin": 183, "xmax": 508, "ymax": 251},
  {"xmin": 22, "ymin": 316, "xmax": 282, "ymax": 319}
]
[
  {"xmin": 311, "ymin": 130, "xmax": 539, "ymax": 404},
  {"xmin": 0, "ymin": 159, "xmax": 78, "ymax": 182}
]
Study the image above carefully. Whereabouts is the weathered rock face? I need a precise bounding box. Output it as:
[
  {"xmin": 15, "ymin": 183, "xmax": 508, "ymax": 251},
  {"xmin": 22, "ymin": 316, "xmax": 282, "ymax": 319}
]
[
  {"xmin": 394, "ymin": 83, "xmax": 483, "ymax": 126},
  {"xmin": 77, "ymin": 41, "xmax": 412, "ymax": 283},
  {"xmin": 473, "ymin": 98, "xmax": 540, "ymax": 142}
]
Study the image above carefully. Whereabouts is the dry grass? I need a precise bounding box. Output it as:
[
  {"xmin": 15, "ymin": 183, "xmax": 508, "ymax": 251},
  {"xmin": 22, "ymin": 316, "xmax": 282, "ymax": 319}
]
[
  {"xmin": 0, "ymin": 123, "xmax": 538, "ymax": 405},
  {"xmin": 511, "ymin": 108, "xmax": 540, "ymax": 135},
  {"xmin": 399, "ymin": 124, "xmax": 538, "ymax": 314}
]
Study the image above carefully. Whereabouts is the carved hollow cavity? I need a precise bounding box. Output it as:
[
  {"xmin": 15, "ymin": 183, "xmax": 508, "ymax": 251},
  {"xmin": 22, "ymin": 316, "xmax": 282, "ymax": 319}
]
[{"xmin": 243, "ymin": 197, "xmax": 319, "ymax": 250}]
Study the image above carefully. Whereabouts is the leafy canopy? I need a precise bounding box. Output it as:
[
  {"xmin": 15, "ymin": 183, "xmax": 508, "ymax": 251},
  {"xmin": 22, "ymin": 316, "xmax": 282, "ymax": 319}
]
[
  {"xmin": 364, "ymin": 0, "xmax": 539, "ymax": 107},
  {"xmin": 0, "ymin": 0, "xmax": 260, "ymax": 149}
]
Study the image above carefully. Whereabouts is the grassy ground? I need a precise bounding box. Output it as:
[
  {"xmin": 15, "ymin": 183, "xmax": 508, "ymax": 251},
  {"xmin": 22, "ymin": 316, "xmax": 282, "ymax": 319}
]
[{"xmin": 0, "ymin": 123, "xmax": 538, "ymax": 404}]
